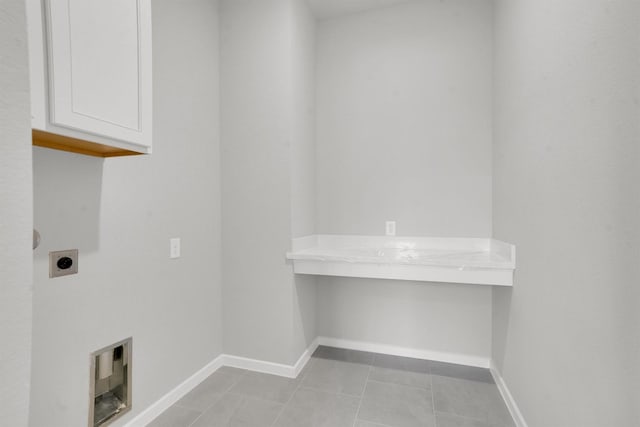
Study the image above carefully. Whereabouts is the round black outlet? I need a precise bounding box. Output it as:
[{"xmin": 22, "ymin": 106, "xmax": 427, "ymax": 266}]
[{"xmin": 57, "ymin": 257, "xmax": 73, "ymax": 270}]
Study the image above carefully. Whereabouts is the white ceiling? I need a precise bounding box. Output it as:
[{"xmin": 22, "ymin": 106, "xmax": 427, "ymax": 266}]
[{"xmin": 307, "ymin": 0, "xmax": 415, "ymax": 20}]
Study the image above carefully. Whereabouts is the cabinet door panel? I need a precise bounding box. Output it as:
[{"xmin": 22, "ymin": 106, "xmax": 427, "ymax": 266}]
[{"xmin": 46, "ymin": 0, "xmax": 151, "ymax": 147}]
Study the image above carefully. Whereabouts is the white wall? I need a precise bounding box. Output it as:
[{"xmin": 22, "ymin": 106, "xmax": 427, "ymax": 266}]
[
  {"xmin": 316, "ymin": 0, "xmax": 493, "ymax": 237},
  {"xmin": 315, "ymin": 0, "xmax": 494, "ymax": 362},
  {"xmin": 29, "ymin": 1, "xmax": 223, "ymax": 426},
  {"xmin": 220, "ymin": 0, "xmax": 316, "ymax": 365},
  {"xmin": 291, "ymin": 0, "xmax": 318, "ymax": 358},
  {"xmin": 492, "ymin": 0, "xmax": 640, "ymax": 426},
  {"xmin": 317, "ymin": 278, "xmax": 492, "ymax": 364},
  {"xmin": 0, "ymin": 1, "xmax": 33, "ymax": 426},
  {"xmin": 291, "ymin": 0, "xmax": 317, "ymax": 240},
  {"xmin": 308, "ymin": 0, "xmax": 413, "ymax": 21}
]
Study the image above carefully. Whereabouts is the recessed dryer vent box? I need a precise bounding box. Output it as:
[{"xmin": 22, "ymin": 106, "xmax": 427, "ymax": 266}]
[{"xmin": 89, "ymin": 338, "xmax": 132, "ymax": 427}]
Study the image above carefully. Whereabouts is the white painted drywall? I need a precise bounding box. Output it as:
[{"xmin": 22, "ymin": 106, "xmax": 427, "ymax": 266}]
[
  {"xmin": 317, "ymin": 278, "xmax": 492, "ymax": 362},
  {"xmin": 307, "ymin": 0, "xmax": 413, "ymax": 20},
  {"xmin": 220, "ymin": 0, "xmax": 317, "ymax": 365},
  {"xmin": 29, "ymin": 1, "xmax": 223, "ymax": 426},
  {"xmin": 291, "ymin": 0, "xmax": 317, "ymax": 240},
  {"xmin": 316, "ymin": 0, "xmax": 493, "ymax": 237},
  {"xmin": 492, "ymin": 1, "xmax": 640, "ymax": 426},
  {"xmin": 315, "ymin": 0, "xmax": 494, "ymax": 361},
  {"xmin": 291, "ymin": 0, "xmax": 318, "ymax": 358},
  {"xmin": 0, "ymin": 1, "xmax": 33, "ymax": 426}
]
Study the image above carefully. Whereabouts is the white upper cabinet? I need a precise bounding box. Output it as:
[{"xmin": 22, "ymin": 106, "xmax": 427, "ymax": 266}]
[{"xmin": 28, "ymin": 0, "xmax": 152, "ymax": 156}]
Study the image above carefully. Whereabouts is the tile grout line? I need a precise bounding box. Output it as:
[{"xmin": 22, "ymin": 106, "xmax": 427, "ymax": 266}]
[
  {"xmin": 434, "ymin": 410, "xmax": 493, "ymax": 425},
  {"xmin": 297, "ymin": 383, "xmax": 365, "ymax": 399},
  {"xmin": 431, "ymin": 371, "xmax": 438, "ymax": 427},
  {"xmin": 430, "ymin": 375, "xmax": 500, "ymax": 426},
  {"xmin": 268, "ymin": 357, "xmax": 316, "ymax": 427},
  {"xmin": 365, "ymin": 378, "xmax": 432, "ymax": 391},
  {"xmin": 185, "ymin": 368, "xmax": 249, "ymax": 427},
  {"xmin": 350, "ymin": 364, "xmax": 372, "ymax": 427},
  {"xmin": 225, "ymin": 389, "xmax": 298, "ymax": 406}
]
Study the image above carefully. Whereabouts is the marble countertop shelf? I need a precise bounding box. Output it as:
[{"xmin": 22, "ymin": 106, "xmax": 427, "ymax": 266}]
[{"xmin": 286, "ymin": 235, "xmax": 516, "ymax": 286}]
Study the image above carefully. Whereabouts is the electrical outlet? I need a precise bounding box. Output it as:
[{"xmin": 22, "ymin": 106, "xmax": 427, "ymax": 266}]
[
  {"xmin": 49, "ymin": 249, "xmax": 78, "ymax": 278},
  {"xmin": 385, "ymin": 221, "xmax": 396, "ymax": 236},
  {"xmin": 170, "ymin": 238, "xmax": 181, "ymax": 259}
]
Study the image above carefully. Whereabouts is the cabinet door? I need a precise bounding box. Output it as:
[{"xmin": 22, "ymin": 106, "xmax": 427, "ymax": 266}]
[{"xmin": 45, "ymin": 0, "xmax": 152, "ymax": 148}]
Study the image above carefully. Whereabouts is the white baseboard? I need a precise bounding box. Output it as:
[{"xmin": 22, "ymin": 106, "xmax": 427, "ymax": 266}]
[
  {"xmin": 293, "ymin": 337, "xmax": 320, "ymax": 377},
  {"xmin": 124, "ymin": 338, "xmax": 319, "ymax": 426},
  {"xmin": 490, "ymin": 361, "xmax": 528, "ymax": 427},
  {"xmin": 123, "ymin": 354, "xmax": 225, "ymax": 427},
  {"xmin": 221, "ymin": 354, "xmax": 296, "ymax": 378},
  {"xmin": 222, "ymin": 337, "xmax": 318, "ymax": 379},
  {"xmin": 317, "ymin": 336, "xmax": 490, "ymax": 368}
]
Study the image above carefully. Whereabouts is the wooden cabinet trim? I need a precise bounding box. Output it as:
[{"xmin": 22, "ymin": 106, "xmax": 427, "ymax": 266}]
[{"xmin": 32, "ymin": 130, "xmax": 143, "ymax": 158}]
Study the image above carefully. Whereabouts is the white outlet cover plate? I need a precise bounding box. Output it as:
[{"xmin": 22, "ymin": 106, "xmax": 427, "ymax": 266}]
[
  {"xmin": 385, "ymin": 221, "xmax": 396, "ymax": 236},
  {"xmin": 170, "ymin": 238, "xmax": 181, "ymax": 259}
]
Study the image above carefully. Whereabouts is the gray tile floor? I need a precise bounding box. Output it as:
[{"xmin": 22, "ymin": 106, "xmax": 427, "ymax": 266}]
[{"xmin": 148, "ymin": 346, "xmax": 515, "ymax": 427}]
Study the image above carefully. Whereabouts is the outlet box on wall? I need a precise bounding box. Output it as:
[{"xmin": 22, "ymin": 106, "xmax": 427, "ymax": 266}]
[
  {"xmin": 49, "ymin": 249, "xmax": 79, "ymax": 278},
  {"xmin": 170, "ymin": 238, "xmax": 181, "ymax": 259},
  {"xmin": 385, "ymin": 221, "xmax": 396, "ymax": 236}
]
